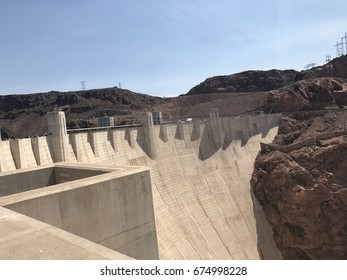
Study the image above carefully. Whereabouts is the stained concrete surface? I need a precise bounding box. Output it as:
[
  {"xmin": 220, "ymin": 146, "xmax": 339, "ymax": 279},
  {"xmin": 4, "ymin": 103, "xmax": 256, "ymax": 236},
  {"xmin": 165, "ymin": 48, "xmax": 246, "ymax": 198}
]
[
  {"xmin": 0, "ymin": 163, "xmax": 158, "ymax": 260},
  {"xmin": 0, "ymin": 113, "xmax": 282, "ymax": 259},
  {"xmin": 0, "ymin": 206, "xmax": 133, "ymax": 260}
]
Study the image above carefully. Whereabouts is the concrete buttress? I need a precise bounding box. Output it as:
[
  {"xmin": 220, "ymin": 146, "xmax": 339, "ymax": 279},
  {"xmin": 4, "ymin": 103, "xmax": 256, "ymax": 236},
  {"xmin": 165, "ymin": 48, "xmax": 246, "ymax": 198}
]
[
  {"xmin": 142, "ymin": 112, "xmax": 157, "ymax": 159},
  {"xmin": 47, "ymin": 110, "xmax": 69, "ymax": 162}
]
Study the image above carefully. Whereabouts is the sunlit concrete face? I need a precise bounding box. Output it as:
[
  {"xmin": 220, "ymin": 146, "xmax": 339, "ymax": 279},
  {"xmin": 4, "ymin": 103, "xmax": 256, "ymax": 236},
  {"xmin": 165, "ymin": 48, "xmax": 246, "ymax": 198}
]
[
  {"xmin": 0, "ymin": 164, "xmax": 110, "ymax": 197},
  {"xmin": 0, "ymin": 163, "xmax": 159, "ymax": 260},
  {"xmin": 0, "ymin": 110, "xmax": 283, "ymax": 260}
]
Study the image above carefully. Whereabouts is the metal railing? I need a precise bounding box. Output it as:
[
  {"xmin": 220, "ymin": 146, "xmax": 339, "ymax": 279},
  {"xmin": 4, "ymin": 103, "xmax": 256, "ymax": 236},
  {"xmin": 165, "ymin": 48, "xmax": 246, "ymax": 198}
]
[{"xmin": 67, "ymin": 123, "xmax": 141, "ymax": 134}]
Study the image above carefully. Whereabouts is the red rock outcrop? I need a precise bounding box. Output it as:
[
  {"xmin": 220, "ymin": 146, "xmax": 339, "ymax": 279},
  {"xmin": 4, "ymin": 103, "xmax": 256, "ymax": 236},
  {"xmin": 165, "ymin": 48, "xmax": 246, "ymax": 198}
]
[
  {"xmin": 263, "ymin": 78, "xmax": 347, "ymax": 113},
  {"xmin": 252, "ymin": 112, "xmax": 347, "ymax": 259}
]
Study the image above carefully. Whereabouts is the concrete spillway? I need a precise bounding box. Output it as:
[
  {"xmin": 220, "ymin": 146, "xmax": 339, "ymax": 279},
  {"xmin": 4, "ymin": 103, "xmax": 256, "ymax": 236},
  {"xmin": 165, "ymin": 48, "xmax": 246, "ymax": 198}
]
[{"xmin": 0, "ymin": 111, "xmax": 282, "ymax": 259}]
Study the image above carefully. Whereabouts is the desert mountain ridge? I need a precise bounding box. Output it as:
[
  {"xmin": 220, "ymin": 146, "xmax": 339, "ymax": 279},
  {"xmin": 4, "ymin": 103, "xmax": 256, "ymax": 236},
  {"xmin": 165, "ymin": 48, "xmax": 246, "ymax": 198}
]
[
  {"xmin": 1, "ymin": 55, "xmax": 347, "ymax": 139},
  {"xmin": 186, "ymin": 54, "xmax": 347, "ymax": 95}
]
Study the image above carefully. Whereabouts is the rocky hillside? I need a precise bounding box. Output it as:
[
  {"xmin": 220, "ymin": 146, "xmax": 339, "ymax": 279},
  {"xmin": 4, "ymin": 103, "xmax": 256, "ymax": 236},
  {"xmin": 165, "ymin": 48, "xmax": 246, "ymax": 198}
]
[
  {"xmin": 2, "ymin": 55, "xmax": 347, "ymax": 139},
  {"xmin": 248, "ymin": 56, "xmax": 347, "ymax": 259},
  {"xmin": 187, "ymin": 55, "xmax": 347, "ymax": 96},
  {"xmin": 0, "ymin": 86, "xmax": 268, "ymax": 139},
  {"xmin": 262, "ymin": 78, "xmax": 347, "ymax": 113},
  {"xmin": 0, "ymin": 87, "xmax": 164, "ymax": 138},
  {"xmin": 2, "ymin": 76, "xmax": 347, "ymax": 139},
  {"xmin": 187, "ymin": 69, "xmax": 298, "ymax": 95},
  {"xmin": 251, "ymin": 111, "xmax": 347, "ymax": 259},
  {"xmin": 308, "ymin": 54, "xmax": 347, "ymax": 79}
]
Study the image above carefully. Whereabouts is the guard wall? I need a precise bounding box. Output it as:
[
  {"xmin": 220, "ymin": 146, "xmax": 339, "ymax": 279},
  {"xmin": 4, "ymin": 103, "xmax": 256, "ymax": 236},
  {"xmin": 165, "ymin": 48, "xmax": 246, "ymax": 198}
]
[{"xmin": 0, "ymin": 164, "xmax": 158, "ymax": 260}]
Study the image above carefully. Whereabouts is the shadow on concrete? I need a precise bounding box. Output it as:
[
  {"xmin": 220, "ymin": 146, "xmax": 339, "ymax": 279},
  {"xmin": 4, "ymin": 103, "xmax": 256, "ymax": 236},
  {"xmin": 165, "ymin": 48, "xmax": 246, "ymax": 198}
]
[
  {"xmin": 159, "ymin": 125, "xmax": 168, "ymax": 143},
  {"xmin": 236, "ymin": 130, "xmax": 249, "ymax": 147},
  {"xmin": 68, "ymin": 134, "xmax": 78, "ymax": 160},
  {"xmin": 241, "ymin": 135, "xmax": 250, "ymax": 147},
  {"xmin": 124, "ymin": 128, "xmax": 133, "ymax": 147},
  {"xmin": 175, "ymin": 124, "xmax": 184, "ymax": 140},
  {"xmin": 261, "ymin": 126, "xmax": 271, "ymax": 138},
  {"xmin": 222, "ymin": 131, "xmax": 232, "ymax": 151},
  {"xmin": 46, "ymin": 137, "xmax": 57, "ymax": 161},
  {"xmin": 190, "ymin": 123, "xmax": 201, "ymax": 142},
  {"xmin": 252, "ymin": 123, "xmax": 259, "ymax": 135},
  {"xmin": 106, "ymin": 130, "xmax": 117, "ymax": 152},
  {"xmin": 243, "ymin": 119, "xmax": 274, "ymax": 146},
  {"xmin": 135, "ymin": 128, "xmax": 151, "ymax": 158},
  {"xmin": 198, "ymin": 121, "xmax": 220, "ymax": 160}
]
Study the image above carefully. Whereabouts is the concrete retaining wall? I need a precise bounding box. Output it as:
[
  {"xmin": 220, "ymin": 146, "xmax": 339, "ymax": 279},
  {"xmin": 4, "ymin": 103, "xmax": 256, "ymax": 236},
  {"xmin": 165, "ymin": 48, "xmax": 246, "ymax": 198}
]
[
  {"xmin": 0, "ymin": 166, "xmax": 55, "ymax": 197},
  {"xmin": 0, "ymin": 164, "xmax": 158, "ymax": 260},
  {"xmin": 0, "ymin": 206, "xmax": 134, "ymax": 260}
]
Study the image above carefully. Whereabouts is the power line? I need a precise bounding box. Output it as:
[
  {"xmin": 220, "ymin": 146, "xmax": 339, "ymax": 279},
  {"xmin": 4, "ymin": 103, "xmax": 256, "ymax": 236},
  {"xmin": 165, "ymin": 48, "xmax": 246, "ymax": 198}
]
[
  {"xmin": 268, "ymin": 0, "xmax": 294, "ymax": 63},
  {"xmin": 136, "ymin": 0, "xmax": 232, "ymax": 52},
  {"xmin": 269, "ymin": 0, "xmax": 285, "ymax": 37},
  {"xmin": 243, "ymin": 0, "xmax": 277, "ymax": 59},
  {"xmin": 81, "ymin": 81, "xmax": 86, "ymax": 90},
  {"xmin": 137, "ymin": 0, "xmax": 267, "ymax": 64},
  {"xmin": 342, "ymin": 32, "xmax": 347, "ymax": 55},
  {"xmin": 189, "ymin": 0, "xmax": 241, "ymax": 37},
  {"xmin": 163, "ymin": 0, "xmax": 269, "ymax": 61},
  {"xmin": 188, "ymin": 0, "xmax": 272, "ymax": 61},
  {"xmin": 162, "ymin": 0, "xmax": 228, "ymax": 41},
  {"xmin": 220, "ymin": 0, "xmax": 242, "ymax": 34},
  {"xmin": 244, "ymin": 0, "xmax": 264, "ymax": 39},
  {"xmin": 335, "ymin": 41, "xmax": 344, "ymax": 57},
  {"xmin": 220, "ymin": 0, "xmax": 272, "ymax": 58}
]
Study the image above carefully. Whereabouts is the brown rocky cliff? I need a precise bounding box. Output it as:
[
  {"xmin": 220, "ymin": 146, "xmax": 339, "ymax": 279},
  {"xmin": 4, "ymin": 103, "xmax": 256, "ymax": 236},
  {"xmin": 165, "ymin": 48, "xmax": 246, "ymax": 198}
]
[
  {"xmin": 262, "ymin": 78, "xmax": 347, "ymax": 113},
  {"xmin": 251, "ymin": 112, "xmax": 347, "ymax": 259},
  {"xmin": 315, "ymin": 54, "xmax": 347, "ymax": 79},
  {"xmin": 187, "ymin": 69, "xmax": 298, "ymax": 95},
  {"xmin": 187, "ymin": 55, "xmax": 347, "ymax": 97}
]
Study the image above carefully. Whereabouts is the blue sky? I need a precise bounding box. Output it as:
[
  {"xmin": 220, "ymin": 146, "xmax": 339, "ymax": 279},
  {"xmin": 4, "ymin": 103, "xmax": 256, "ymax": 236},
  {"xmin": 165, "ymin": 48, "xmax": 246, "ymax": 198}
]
[{"xmin": 1, "ymin": 0, "xmax": 346, "ymax": 97}]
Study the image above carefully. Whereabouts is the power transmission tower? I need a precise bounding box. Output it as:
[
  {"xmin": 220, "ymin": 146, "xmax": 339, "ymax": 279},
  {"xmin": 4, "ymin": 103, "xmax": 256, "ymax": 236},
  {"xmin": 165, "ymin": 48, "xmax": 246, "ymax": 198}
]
[
  {"xmin": 340, "ymin": 37, "xmax": 345, "ymax": 55},
  {"xmin": 81, "ymin": 81, "xmax": 86, "ymax": 90},
  {"xmin": 335, "ymin": 41, "xmax": 344, "ymax": 57},
  {"xmin": 325, "ymin": 55, "xmax": 331, "ymax": 63},
  {"xmin": 342, "ymin": 32, "xmax": 347, "ymax": 55}
]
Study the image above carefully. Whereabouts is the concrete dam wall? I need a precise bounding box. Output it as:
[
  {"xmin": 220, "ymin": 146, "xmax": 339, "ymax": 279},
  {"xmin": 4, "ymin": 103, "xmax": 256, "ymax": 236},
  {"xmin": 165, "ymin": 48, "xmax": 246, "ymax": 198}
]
[{"xmin": 0, "ymin": 110, "xmax": 282, "ymax": 259}]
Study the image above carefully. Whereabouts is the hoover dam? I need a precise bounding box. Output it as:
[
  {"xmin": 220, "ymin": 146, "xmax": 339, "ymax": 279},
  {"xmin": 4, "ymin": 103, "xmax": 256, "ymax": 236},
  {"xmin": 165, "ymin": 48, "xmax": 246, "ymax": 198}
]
[{"xmin": 0, "ymin": 109, "xmax": 283, "ymax": 260}]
